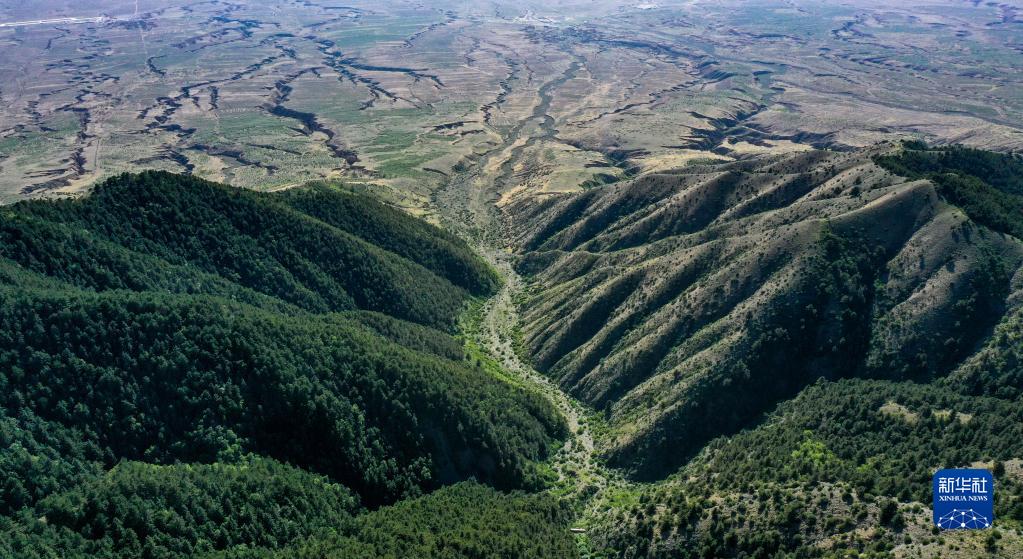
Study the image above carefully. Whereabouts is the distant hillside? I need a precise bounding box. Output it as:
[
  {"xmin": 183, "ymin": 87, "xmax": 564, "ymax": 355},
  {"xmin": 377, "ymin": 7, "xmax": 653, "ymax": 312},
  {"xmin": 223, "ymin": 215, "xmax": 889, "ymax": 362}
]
[
  {"xmin": 1, "ymin": 171, "xmax": 498, "ymax": 329},
  {"xmin": 0, "ymin": 172, "xmax": 569, "ymax": 558},
  {"xmin": 506, "ymin": 144, "xmax": 1023, "ymax": 479}
]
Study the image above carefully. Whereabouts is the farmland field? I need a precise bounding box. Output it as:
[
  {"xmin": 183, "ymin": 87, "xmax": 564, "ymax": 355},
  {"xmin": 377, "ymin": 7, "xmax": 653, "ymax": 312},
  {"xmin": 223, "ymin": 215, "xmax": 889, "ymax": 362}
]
[{"xmin": 1, "ymin": 0, "xmax": 1022, "ymax": 209}]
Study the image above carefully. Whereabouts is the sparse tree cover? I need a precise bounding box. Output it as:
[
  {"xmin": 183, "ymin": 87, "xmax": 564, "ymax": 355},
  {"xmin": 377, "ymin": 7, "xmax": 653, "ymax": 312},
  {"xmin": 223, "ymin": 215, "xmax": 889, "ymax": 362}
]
[
  {"xmin": 513, "ymin": 145, "xmax": 1023, "ymax": 482},
  {"xmin": 507, "ymin": 145, "xmax": 1023, "ymax": 557},
  {"xmin": 605, "ymin": 228, "xmax": 891, "ymax": 479},
  {"xmin": 593, "ymin": 378, "xmax": 1023, "ymax": 558},
  {"xmin": 946, "ymin": 305, "xmax": 1023, "ymax": 400},
  {"xmin": 0, "ymin": 172, "xmax": 569, "ymax": 558}
]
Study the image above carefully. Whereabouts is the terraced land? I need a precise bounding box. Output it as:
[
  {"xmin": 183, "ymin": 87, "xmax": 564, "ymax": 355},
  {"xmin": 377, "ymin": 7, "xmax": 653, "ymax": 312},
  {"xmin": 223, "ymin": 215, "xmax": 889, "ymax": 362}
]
[{"xmin": 2, "ymin": 0, "xmax": 1023, "ymax": 207}]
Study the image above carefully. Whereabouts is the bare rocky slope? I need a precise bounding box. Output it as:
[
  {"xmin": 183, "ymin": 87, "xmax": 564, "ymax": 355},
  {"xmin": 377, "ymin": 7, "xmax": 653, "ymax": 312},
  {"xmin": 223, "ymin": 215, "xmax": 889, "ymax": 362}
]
[{"xmin": 504, "ymin": 143, "xmax": 1023, "ymax": 481}]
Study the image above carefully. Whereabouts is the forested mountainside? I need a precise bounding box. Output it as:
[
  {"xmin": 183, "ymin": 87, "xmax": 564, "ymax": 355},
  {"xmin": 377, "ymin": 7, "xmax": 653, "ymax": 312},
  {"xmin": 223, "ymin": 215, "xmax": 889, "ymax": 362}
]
[
  {"xmin": 592, "ymin": 378, "xmax": 1023, "ymax": 558},
  {"xmin": 506, "ymin": 144, "xmax": 1023, "ymax": 557},
  {"xmin": 0, "ymin": 172, "xmax": 571, "ymax": 558}
]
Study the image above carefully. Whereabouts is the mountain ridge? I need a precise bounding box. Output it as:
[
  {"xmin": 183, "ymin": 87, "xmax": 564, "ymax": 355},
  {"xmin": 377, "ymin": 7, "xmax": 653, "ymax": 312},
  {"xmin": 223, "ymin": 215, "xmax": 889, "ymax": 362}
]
[{"xmin": 504, "ymin": 143, "xmax": 1023, "ymax": 480}]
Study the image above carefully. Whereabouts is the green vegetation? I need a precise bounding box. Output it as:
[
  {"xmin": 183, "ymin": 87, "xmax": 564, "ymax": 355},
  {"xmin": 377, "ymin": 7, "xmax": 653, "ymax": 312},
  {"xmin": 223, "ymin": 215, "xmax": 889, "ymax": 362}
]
[
  {"xmin": 510, "ymin": 146, "xmax": 1023, "ymax": 557},
  {"xmin": 213, "ymin": 482, "xmax": 577, "ymax": 559},
  {"xmin": 3, "ymin": 462, "xmax": 576, "ymax": 559},
  {"xmin": 594, "ymin": 378, "xmax": 1023, "ymax": 558},
  {"xmin": 946, "ymin": 304, "xmax": 1023, "ymax": 400},
  {"xmin": 278, "ymin": 183, "xmax": 498, "ymax": 296},
  {"xmin": 5, "ymin": 144, "xmax": 1023, "ymax": 558},
  {"xmin": 607, "ymin": 227, "xmax": 891, "ymax": 479},
  {"xmin": 5, "ymin": 457, "xmax": 358, "ymax": 558},
  {"xmin": 0, "ymin": 172, "xmax": 567, "ymax": 558},
  {"xmin": 696, "ymin": 379, "xmax": 1023, "ymax": 508},
  {"xmin": 1, "ymin": 171, "xmax": 497, "ymax": 330},
  {"xmin": 876, "ymin": 143, "xmax": 1023, "ymax": 238}
]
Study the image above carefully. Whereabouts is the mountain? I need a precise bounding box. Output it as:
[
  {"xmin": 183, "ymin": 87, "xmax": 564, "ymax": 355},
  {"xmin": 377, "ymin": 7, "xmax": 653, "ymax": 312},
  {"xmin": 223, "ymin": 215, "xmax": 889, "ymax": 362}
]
[
  {"xmin": 0, "ymin": 171, "xmax": 571, "ymax": 558},
  {"xmin": 506, "ymin": 143, "xmax": 1023, "ymax": 479},
  {"xmin": 5, "ymin": 146, "xmax": 1023, "ymax": 558},
  {"xmin": 505, "ymin": 143, "xmax": 1023, "ymax": 556}
]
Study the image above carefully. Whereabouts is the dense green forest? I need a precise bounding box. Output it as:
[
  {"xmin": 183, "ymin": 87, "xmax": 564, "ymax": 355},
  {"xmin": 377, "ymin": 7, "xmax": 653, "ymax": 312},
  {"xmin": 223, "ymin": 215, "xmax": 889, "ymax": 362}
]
[
  {"xmin": 875, "ymin": 143, "xmax": 1023, "ymax": 239},
  {"xmin": 4, "ymin": 145, "xmax": 1023, "ymax": 559},
  {"xmin": 211, "ymin": 482, "xmax": 578, "ymax": 559},
  {"xmin": 0, "ymin": 171, "xmax": 500, "ymax": 328},
  {"xmin": 0, "ymin": 172, "xmax": 569, "ymax": 558}
]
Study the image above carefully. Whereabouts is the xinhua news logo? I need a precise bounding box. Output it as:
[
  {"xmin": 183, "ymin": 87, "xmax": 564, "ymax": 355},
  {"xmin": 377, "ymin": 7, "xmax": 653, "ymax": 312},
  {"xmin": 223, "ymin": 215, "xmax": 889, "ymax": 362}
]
[{"xmin": 933, "ymin": 468, "xmax": 994, "ymax": 530}]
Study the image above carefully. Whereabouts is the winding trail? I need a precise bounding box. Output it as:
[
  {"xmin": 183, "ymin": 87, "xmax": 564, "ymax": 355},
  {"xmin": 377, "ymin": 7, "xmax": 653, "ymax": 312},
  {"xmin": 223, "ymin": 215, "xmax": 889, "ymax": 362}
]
[{"xmin": 476, "ymin": 250, "xmax": 594, "ymax": 470}]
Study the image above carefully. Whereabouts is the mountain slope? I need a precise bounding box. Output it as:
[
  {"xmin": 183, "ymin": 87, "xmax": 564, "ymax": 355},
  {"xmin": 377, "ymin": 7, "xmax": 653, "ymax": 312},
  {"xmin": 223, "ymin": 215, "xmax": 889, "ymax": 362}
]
[
  {"xmin": 209, "ymin": 482, "xmax": 578, "ymax": 559},
  {"xmin": 505, "ymin": 144, "xmax": 1023, "ymax": 480},
  {"xmin": 0, "ymin": 172, "xmax": 568, "ymax": 558},
  {"xmin": 592, "ymin": 378, "xmax": 1023, "ymax": 558},
  {"xmin": 1, "ymin": 171, "xmax": 498, "ymax": 329}
]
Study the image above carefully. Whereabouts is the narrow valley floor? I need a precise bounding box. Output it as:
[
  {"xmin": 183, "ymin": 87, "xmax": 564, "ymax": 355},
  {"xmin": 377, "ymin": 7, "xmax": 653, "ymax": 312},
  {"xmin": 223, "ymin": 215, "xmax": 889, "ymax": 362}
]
[{"xmin": 461, "ymin": 245, "xmax": 635, "ymax": 553}]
